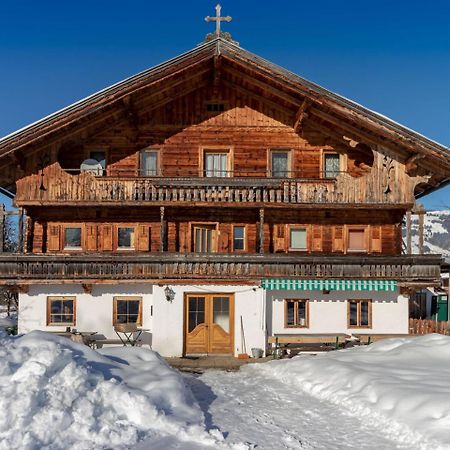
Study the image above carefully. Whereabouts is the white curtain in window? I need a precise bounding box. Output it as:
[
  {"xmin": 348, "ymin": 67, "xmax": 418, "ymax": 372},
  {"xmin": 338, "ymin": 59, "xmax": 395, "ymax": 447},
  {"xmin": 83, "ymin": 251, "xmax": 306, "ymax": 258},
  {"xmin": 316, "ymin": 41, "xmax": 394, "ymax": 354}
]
[
  {"xmin": 272, "ymin": 153, "xmax": 288, "ymax": 177},
  {"xmin": 324, "ymin": 154, "xmax": 340, "ymax": 177},
  {"xmin": 290, "ymin": 229, "xmax": 307, "ymax": 249},
  {"xmin": 142, "ymin": 151, "xmax": 158, "ymax": 176},
  {"xmin": 205, "ymin": 153, "xmax": 228, "ymax": 177}
]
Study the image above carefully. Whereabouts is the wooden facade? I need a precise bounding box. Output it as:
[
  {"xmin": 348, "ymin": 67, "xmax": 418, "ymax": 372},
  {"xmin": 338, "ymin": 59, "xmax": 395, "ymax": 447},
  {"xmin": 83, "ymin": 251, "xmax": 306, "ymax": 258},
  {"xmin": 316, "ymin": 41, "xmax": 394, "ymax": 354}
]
[{"xmin": 0, "ymin": 37, "xmax": 448, "ymax": 286}]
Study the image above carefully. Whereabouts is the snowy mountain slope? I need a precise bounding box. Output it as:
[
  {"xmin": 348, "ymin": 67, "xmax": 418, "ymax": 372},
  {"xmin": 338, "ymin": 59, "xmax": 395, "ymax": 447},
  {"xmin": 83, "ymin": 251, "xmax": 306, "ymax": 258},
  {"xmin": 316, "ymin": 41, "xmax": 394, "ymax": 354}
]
[{"xmin": 405, "ymin": 209, "xmax": 450, "ymax": 257}]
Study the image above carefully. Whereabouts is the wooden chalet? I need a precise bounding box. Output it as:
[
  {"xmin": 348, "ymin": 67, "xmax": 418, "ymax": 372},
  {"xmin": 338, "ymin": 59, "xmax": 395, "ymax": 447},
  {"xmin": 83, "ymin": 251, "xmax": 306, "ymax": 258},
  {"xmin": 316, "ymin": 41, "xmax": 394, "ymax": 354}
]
[{"xmin": 0, "ymin": 16, "xmax": 449, "ymax": 355}]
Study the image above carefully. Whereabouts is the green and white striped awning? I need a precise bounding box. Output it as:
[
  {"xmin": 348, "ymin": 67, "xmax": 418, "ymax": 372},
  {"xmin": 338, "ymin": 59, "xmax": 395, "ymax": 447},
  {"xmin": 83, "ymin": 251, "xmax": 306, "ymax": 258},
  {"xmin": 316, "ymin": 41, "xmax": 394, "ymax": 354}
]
[{"xmin": 262, "ymin": 279, "xmax": 397, "ymax": 292}]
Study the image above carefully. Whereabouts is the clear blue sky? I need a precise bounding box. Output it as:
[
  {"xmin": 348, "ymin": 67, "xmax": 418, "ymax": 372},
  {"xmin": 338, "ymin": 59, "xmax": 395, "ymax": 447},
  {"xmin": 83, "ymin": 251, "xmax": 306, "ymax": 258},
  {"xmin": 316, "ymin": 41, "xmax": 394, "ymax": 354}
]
[{"xmin": 0, "ymin": 0, "xmax": 449, "ymax": 209}]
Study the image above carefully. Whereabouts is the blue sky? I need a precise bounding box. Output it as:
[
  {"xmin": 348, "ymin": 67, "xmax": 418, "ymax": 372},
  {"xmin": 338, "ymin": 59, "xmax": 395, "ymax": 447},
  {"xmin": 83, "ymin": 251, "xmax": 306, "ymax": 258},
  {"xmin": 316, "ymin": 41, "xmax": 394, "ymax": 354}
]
[{"xmin": 0, "ymin": 0, "xmax": 449, "ymax": 209}]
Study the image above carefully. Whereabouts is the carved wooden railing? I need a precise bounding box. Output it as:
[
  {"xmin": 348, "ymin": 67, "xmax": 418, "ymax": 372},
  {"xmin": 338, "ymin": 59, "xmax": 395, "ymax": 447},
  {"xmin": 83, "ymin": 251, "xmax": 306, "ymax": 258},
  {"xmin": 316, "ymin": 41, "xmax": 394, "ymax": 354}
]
[
  {"xmin": 0, "ymin": 254, "xmax": 442, "ymax": 284},
  {"xmin": 15, "ymin": 162, "xmax": 417, "ymax": 206}
]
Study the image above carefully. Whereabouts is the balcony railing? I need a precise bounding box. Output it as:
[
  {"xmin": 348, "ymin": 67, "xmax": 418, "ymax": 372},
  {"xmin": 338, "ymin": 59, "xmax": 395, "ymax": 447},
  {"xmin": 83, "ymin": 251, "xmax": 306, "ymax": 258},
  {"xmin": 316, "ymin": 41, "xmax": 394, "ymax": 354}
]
[
  {"xmin": 15, "ymin": 162, "xmax": 415, "ymax": 207},
  {"xmin": 0, "ymin": 253, "xmax": 442, "ymax": 285}
]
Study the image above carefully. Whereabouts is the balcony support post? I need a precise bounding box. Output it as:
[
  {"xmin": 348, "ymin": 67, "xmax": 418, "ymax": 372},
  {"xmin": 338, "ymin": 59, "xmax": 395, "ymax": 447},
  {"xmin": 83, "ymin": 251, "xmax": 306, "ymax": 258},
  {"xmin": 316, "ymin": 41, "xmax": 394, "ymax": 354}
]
[
  {"xmin": 160, "ymin": 206, "xmax": 165, "ymax": 252},
  {"xmin": 259, "ymin": 208, "xmax": 265, "ymax": 254},
  {"xmin": 0, "ymin": 204, "xmax": 4, "ymax": 253},
  {"xmin": 18, "ymin": 208, "xmax": 24, "ymax": 254},
  {"xmin": 406, "ymin": 211, "xmax": 412, "ymax": 254}
]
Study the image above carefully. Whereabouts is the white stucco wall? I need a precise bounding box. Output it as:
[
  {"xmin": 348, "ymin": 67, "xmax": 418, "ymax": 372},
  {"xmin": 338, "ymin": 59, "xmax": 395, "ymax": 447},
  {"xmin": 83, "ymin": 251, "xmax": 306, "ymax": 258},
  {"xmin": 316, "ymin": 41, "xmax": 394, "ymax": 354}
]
[
  {"xmin": 18, "ymin": 284, "xmax": 154, "ymax": 345},
  {"xmin": 151, "ymin": 284, "xmax": 264, "ymax": 357},
  {"xmin": 269, "ymin": 289, "xmax": 409, "ymax": 335},
  {"xmin": 18, "ymin": 283, "xmax": 265, "ymax": 358}
]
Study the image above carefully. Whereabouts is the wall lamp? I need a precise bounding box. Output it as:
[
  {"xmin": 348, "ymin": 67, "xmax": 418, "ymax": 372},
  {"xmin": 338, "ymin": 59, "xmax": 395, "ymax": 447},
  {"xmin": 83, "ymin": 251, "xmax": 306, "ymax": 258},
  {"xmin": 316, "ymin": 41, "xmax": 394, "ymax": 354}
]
[{"xmin": 164, "ymin": 286, "xmax": 175, "ymax": 303}]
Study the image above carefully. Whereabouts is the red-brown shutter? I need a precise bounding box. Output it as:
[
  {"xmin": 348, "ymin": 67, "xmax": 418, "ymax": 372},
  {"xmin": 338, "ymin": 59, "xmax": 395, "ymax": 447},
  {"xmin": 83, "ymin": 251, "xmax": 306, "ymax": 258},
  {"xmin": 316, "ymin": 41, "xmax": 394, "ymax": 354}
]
[
  {"xmin": 137, "ymin": 225, "xmax": 150, "ymax": 252},
  {"xmin": 47, "ymin": 224, "xmax": 61, "ymax": 252},
  {"xmin": 274, "ymin": 224, "xmax": 286, "ymax": 253},
  {"xmin": 370, "ymin": 225, "xmax": 382, "ymax": 253},
  {"xmin": 85, "ymin": 224, "xmax": 98, "ymax": 251},
  {"xmin": 312, "ymin": 225, "xmax": 322, "ymax": 252},
  {"xmin": 332, "ymin": 226, "xmax": 344, "ymax": 252},
  {"xmin": 101, "ymin": 224, "xmax": 113, "ymax": 251}
]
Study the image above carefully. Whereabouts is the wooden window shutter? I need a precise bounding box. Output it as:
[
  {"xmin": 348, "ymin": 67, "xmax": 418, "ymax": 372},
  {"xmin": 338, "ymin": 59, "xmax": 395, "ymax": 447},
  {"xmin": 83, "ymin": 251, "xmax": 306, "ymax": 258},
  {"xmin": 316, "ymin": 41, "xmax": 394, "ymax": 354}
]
[
  {"xmin": 101, "ymin": 224, "xmax": 113, "ymax": 251},
  {"xmin": 220, "ymin": 230, "xmax": 229, "ymax": 252},
  {"xmin": 332, "ymin": 226, "xmax": 344, "ymax": 252},
  {"xmin": 312, "ymin": 225, "xmax": 322, "ymax": 252},
  {"xmin": 137, "ymin": 225, "xmax": 150, "ymax": 252},
  {"xmin": 274, "ymin": 224, "xmax": 286, "ymax": 253},
  {"xmin": 85, "ymin": 224, "xmax": 98, "ymax": 251},
  {"xmin": 370, "ymin": 226, "xmax": 382, "ymax": 253},
  {"xmin": 48, "ymin": 224, "xmax": 61, "ymax": 251}
]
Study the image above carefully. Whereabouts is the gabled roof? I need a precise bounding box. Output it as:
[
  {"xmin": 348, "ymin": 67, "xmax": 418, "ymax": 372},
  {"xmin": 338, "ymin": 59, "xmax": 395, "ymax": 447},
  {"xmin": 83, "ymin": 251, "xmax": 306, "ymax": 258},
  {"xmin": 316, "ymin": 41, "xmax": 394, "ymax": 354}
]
[{"xmin": 1, "ymin": 37, "xmax": 449, "ymax": 192}]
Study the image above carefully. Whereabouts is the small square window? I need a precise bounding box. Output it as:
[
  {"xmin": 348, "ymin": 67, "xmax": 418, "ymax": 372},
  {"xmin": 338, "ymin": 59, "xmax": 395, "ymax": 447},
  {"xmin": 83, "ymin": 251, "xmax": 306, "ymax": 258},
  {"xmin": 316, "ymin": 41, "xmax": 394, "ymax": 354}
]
[
  {"xmin": 114, "ymin": 297, "xmax": 142, "ymax": 325},
  {"xmin": 348, "ymin": 299, "xmax": 372, "ymax": 328},
  {"xmin": 348, "ymin": 229, "xmax": 366, "ymax": 252},
  {"xmin": 324, "ymin": 153, "xmax": 340, "ymax": 178},
  {"xmin": 233, "ymin": 226, "xmax": 245, "ymax": 251},
  {"xmin": 285, "ymin": 299, "xmax": 309, "ymax": 328},
  {"xmin": 289, "ymin": 228, "xmax": 307, "ymax": 251},
  {"xmin": 47, "ymin": 297, "xmax": 76, "ymax": 326},
  {"xmin": 64, "ymin": 227, "xmax": 82, "ymax": 250},
  {"xmin": 271, "ymin": 151, "xmax": 290, "ymax": 178},
  {"xmin": 118, "ymin": 227, "xmax": 135, "ymax": 249}
]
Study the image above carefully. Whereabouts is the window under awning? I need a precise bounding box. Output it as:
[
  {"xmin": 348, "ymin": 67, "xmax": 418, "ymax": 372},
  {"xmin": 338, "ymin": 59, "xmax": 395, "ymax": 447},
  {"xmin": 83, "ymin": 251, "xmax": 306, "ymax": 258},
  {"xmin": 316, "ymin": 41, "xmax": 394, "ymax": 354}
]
[{"xmin": 262, "ymin": 279, "xmax": 397, "ymax": 292}]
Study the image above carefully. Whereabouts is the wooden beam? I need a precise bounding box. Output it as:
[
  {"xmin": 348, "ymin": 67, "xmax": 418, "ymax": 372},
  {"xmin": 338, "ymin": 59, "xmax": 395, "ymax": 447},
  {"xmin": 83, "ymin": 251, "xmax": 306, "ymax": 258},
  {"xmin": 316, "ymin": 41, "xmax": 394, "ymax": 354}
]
[
  {"xmin": 293, "ymin": 98, "xmax": 310, "ymax": 133},
  {"xmin": 259, "ymin": 208, "xmax": 265, "ymax": 254},
  {"xmin": 223, "ymin": 64, "xmax": 302, "ymax": 107},
  {"xmin": 222, "ymin": 79, "xmax": 295, "ymax": 117},
  {"xmin": 160, "ymin": 206, "xmax": 165, "ymax": 252},
  {"xmin": 17, "ymin": 208, "xmax": 24, "ymax": 254},
  {"xmin": 406, "ymin": 211, "xmax": 412, "ymax": 255},
  {"xmin": 0, "ymin": 204, "xmax": 4, "ymax": 252}
]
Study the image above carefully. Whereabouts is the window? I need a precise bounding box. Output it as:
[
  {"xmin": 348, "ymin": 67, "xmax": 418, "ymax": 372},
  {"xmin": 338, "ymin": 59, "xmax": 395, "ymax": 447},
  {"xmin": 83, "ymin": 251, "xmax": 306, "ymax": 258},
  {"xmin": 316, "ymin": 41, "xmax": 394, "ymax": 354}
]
[
  {"xmin": 270, "ymin": 151, "xmax": 290, "ymax": 178},
  {"xmin": 113, "ymin": 297, "xmax": 142, "ymax": 325},
  {"xmin": 47, "ymin": 297, "xmax": 76, "ymax": 326},
  {"xmin": 348, "ymin": 228, "xmax": 367, "ymax": 252},
  {"xmin": 89, "ymin": 151, "xmax": 106, "ymax": 175},
  {"xmin": 64, "ymin": 227, "xmax": 82, "ymax": 250},
  {"xmin": 285, "ymin": 299, "xmax": 309, "ymax": 328},
  {"xmin": 289, "ymin": 227, "xmax": 307, "ymax": 251},
  {"xmin": 118, "ymin": 227, "xmax": 135, "ymax": 249},
  {"xmin": 348, "ymin": 299, "xmax": 372, "ymax": 328},
  {"xmin": 141, "ymin": 150, "xmax": 159, "ymax": 176},
  {"xmin": 204, "ymin": 150, "xmax": 229, "ymax": 177},
  {"xmin": 206, "ymin": 102, "xmax": 225, "ymax": 112},
  {"xmin": 323, "ymin": 153, "xmax": 340, "ymax": 178},
  {"xmin": 233, "ymin": 226, "xmax": 245, "ymax": 251},
  {"xmin": 193, "ymin": 225, "xmax": 217, "ymax": 253}
]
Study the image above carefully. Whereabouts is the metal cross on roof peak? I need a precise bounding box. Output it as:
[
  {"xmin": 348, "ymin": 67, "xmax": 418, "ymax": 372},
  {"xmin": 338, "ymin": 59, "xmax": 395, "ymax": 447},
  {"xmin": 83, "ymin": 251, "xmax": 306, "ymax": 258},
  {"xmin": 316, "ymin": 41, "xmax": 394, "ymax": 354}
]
[{"xmin": 205, "ymin": 4, "xmax": 232, "ymax": 37}]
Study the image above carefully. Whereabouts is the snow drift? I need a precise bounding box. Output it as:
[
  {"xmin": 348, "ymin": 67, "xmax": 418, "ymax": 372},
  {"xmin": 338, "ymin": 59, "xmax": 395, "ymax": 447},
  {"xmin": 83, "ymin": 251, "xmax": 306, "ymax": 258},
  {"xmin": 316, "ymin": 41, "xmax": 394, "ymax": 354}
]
[
  {"xmin": 249, "ymin": 334, "xmax": 450, "ymax": 449},
  {"xmin": 0, "ymin": 331, "xmax": 227, "ymax": 450}
]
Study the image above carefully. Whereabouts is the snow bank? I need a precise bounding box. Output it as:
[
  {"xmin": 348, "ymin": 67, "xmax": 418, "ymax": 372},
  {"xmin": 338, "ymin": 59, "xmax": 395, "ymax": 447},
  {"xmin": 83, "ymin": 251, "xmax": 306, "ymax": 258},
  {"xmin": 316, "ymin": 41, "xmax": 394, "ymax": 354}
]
[
  {"xmin": 0, "ymin": 331, "xmax": 230, "ymax": 450},
  {"xmin": 248, "ymin": 335, "xmax": 450, "ymax": 449}
]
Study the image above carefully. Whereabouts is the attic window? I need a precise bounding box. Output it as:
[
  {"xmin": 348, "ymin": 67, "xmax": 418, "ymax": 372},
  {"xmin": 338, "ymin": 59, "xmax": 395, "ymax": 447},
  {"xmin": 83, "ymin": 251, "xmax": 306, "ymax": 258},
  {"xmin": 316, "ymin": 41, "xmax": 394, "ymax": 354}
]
[{"xmin": 206, "ymin": 102, "xmax": 225, "ymax": 112}]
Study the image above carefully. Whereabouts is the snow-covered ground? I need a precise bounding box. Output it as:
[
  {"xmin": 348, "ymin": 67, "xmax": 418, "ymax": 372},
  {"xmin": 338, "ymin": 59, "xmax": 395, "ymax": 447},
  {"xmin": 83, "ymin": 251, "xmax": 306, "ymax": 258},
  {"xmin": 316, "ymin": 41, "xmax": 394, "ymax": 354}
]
[
  {"xmin": 191, "ymin": 335, "xmax": 450, "ymax": 450},
  {"xmin": 0, "ymin": 331, "xmax": 233, "ymax": 450},
  {"xmin": 1, "ymin": 330, "xmax": 450, "ymax": 449}
]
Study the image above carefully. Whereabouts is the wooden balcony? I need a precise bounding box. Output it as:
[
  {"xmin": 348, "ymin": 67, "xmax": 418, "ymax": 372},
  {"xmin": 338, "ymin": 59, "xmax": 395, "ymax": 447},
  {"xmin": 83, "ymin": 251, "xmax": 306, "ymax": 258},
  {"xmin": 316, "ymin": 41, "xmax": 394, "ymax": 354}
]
[
  {"xmin": 0, "ymin": 253, "xmax": 441, "ymax": 286},
  {"xmin": 15, "ymin": 163, "xmax": 414, "ymax": 208}
]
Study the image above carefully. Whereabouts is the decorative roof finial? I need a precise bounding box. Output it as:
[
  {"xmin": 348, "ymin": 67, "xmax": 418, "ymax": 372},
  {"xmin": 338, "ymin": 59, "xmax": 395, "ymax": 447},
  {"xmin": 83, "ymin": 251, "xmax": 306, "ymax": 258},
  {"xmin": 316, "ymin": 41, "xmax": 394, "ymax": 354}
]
[{"xmin": 205, "ymin": 4, "xmax": 232, "ymax": 37}]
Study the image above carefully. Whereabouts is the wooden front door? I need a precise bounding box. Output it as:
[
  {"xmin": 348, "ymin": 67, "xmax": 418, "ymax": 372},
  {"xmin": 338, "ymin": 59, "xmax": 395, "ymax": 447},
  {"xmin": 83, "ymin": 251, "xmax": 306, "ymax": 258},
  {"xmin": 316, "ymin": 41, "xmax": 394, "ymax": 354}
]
[{"xmin": 185, "ymin": 294, "xmax": 234, "ymax": 354}]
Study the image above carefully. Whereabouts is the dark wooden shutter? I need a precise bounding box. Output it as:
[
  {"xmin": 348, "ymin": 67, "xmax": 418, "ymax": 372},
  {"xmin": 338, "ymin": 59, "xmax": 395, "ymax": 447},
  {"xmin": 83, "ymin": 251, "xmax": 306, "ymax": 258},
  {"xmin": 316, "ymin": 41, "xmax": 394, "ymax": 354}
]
[
  {"xmin": 137, "ymin": 225, "xmax": 150, "ymax": 252},
  {"xmin": 332, "ymin": 226, "xmax": 344, "ymax": 252},
  {"xmin": 370, "ymin": 225, "xmax": 382, "ymax": 253},
  {"xmin": 274, "ymin": 224, "xmax": 286, "ymax": 253},
  {"xmin": 85, "ymin": 224, "xmax": 98, "ymax": 251},
  {"xmin": 312, "ymin": 225, "xmax": 322, "ymax": 252},
  {"xmin": 101, "ymin": 224, "xmax": 113, "ymax": 251},
  {"xmin": 47, "ymin": 224, "xmax": 61, "ymax": 251}
]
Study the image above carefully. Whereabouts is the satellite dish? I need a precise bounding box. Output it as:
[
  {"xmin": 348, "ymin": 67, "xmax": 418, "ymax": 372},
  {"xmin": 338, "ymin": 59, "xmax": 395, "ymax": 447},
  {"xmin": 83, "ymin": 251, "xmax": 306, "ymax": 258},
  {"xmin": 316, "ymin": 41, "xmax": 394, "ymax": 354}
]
[{"xmin": 80, "ymin": 159, "xmax": 104, "ymax": 175}]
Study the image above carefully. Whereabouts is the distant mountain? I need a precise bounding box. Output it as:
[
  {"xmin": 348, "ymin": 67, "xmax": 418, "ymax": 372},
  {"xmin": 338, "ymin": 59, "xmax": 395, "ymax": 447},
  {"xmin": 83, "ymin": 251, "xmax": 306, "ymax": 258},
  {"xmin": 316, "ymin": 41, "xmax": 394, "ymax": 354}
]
[{"xmin": 404, "ymin": 210, "xmax": 450, "ymax": 257}]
